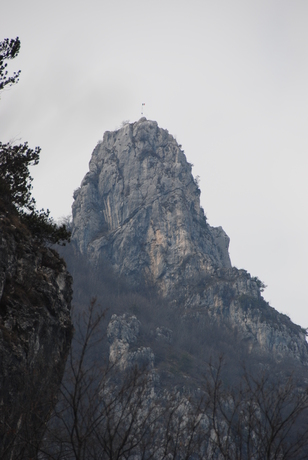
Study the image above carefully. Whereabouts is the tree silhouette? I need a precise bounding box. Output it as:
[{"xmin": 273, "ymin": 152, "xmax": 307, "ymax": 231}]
[
  {"xmin": 0, "ymin": 38, "xmax": 70, "ymax": 245},
  {"xmin": 0, "ymin": 36, "xmax": 21, "ymax": 92}
]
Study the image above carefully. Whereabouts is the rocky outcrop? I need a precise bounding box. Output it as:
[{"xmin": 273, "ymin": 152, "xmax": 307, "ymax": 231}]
[
  {"xmin": 72, "ymin": 118, "xmax": 231, "ymax": 294},
  {"xmin": 180, "ymin": 267, "xmax": 308, "ymax": 363},
  {"xmin": 0, "ymin": 206, "xmax": 73, "ymax": 458},
  {"xmin": 72, "ymin": 118, "xmax": 308, "ymax": 364},
  {"xmin": 107, "ymin": 314, "xmax": 154, "ymax": 371}
]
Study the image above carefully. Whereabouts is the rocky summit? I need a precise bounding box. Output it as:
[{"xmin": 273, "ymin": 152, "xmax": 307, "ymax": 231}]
[{"xmin": 72, "ymin": 118, "xmax": 308, "ymax": 364}]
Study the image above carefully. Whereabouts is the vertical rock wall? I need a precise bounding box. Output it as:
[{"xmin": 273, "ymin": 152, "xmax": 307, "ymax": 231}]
[
  {"xmin": 0, "ymin": 207, "xmax": 73, "ymax": 459},
  {"xmin": 72, "ymin": 118, "xmax": 231, "ymax": 294}
]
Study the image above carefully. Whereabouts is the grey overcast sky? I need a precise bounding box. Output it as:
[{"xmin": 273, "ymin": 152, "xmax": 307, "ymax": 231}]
[{"xmin": 1, "ymin": 0, "xmax": 308, "ymax": 329}]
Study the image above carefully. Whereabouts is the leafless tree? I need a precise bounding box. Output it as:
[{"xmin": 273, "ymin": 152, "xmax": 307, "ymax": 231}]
[
  {"xmin": 36, "ymin": 303, "xmax": 308, "ymax": 460},
  {"xmin": 40, "ymin": 299, "xmax": 168, "ymax": 459},
  {"xmin": 203, "ymin": 356, "xmax": 308, "ymax": 460}
]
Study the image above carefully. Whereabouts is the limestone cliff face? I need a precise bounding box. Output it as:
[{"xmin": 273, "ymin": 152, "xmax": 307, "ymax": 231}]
[
  {"xmin": 107, "ymin": 314, "xmax": 154, "ymax": 372},
  {"xmin": 0, "ymin": 206, "xmax": 73, "ymax": 458},
  {"xmin": 72, "ymin": 118, "xmax": 231, "ymax": 294},
  {"xmin": 72, "ymin": 118, "xmax": 308, "ymax": 364}
]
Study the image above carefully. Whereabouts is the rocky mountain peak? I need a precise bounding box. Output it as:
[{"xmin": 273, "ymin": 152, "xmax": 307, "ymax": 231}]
[
  {"xmin": 72, "ymin": 118, "xmax": 231, "ymax": 294},
  {"xmin": 72, "ymin": 119, "xmax": 308, "ymax": 364}
]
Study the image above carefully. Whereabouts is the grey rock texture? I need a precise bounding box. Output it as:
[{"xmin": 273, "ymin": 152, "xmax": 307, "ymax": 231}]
[
  {"xmin": 72, "ymin": 118, "xmax": 231, "ymax": 296},
  {"xmin": 107, "ymin": 314, "xmax": 154, "ymax": 371},
  {"xmin": 0, "ymin": 207, "xmax": 73, "ymax": 458},
  {"xmin": 180, "ymin": 267, "xmax": 308, "ymax": 363},
  {"xmin": 155, "ymin": 326, "xmax": 173, "ymax": 344},
  {"xmin": 72, "ymin": 118, "xmax": 308, "ymax": 364}
]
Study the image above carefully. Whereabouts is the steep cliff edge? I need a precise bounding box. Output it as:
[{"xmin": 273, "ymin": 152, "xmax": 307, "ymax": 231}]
[
  {"xmin": 72, "ymin": 118, "xmax": 308, "ymax": 364},
  {"xmin": 0, "ymin": 202, "xmax": 73, "ymax": 458},
  {"xmin": 73, "ymin": 119, "xmax": 230, "ymax": 291}
]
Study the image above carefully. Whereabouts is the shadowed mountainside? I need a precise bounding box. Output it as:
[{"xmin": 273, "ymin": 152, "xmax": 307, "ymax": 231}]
[{"xmin": 0, "ymin": 198, "xmax": 73, "ymax": 459}]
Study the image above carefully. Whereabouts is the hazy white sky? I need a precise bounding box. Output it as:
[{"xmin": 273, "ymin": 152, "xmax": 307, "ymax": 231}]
[{"xmin": 1, "ymin": 0, "xmax": 308, "ymax": 328}]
